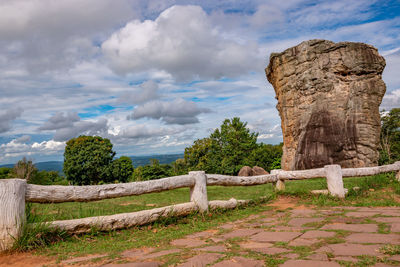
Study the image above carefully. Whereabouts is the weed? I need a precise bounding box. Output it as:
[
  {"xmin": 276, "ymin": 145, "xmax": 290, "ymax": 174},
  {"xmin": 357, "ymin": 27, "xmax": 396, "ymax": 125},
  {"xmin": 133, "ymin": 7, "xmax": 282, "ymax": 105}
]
[
  {"xmin": 12, "ymin": 203, "xmax": 68, "ymax": 251},
  {"xmin": 380, "ymin": 244, "xmax": 400, "ymax": 255}
]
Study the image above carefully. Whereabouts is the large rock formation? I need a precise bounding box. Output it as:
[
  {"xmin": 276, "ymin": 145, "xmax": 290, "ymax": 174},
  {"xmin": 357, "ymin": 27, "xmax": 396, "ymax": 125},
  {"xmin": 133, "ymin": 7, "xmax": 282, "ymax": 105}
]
[{"xmin": 266, "ymin": 39, "xmax": 386, "ymax": 170}]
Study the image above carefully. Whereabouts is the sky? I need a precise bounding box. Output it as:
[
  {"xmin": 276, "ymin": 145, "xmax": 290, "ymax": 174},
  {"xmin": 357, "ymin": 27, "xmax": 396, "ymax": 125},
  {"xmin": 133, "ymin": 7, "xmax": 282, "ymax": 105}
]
[{"xmin": 0, "ymin": 0, "xmax": 400, "ymax": 164}]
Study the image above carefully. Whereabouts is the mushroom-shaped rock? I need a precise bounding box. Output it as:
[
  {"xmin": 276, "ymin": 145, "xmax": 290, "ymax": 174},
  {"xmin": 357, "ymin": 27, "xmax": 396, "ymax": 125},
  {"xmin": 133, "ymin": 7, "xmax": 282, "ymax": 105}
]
[{"xmin": 266, "ymin": 39, "xmax": 386, "ymax": 170}]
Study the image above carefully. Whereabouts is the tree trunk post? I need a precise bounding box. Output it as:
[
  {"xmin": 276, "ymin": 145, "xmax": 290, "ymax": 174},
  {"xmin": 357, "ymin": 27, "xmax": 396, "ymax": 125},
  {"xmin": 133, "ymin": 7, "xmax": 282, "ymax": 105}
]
[
  {"xmin": 271, "ymin": 169, "xmax": 285, "ymax": 191},
  {"xmin": 395, "ymin": 161, "xmax": 400, "ymax": 182},
  {"xmin": 324, "ymin": 165, "xmax": 345, "ymax": 198},
  {"xmin": 0, "ymin": 179, "xmax": 27, "ymax": 251},
  {"xmin": 189, "ymin": 171, "xmax": 208, "ymax": 213}
]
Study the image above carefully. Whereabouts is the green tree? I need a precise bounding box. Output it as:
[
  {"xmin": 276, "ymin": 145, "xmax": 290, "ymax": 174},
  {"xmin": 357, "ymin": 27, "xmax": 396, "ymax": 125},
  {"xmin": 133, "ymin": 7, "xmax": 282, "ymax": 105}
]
[
  {"xmin": 29, "ymin": 170, "xmax": 68, "ymax": 185},
  {"xmin": 63, "ymin": 136, "xmax": 115, "ymax": 185},
  {"xmin": 13, "ymin": 157, "xmax": 37, "ymax": 181},
  {"xmin": 131, "ymin": 159, "xmax": 173, "ymax": 181},
  {"xmin": 210, "ymin": 117, "xmax": 258, "ymax": 174},
  {"xmin": 0, "ymin": 167, "xmax": 12, "ymax": 179},
  {"xmin": 184, "ymin": 137, "xmax": 213, "ymax": 172},
  {"xmin": 172, "ymin": 158, "xmax": 187, "ymax": 175},
  {"xmin": 248, "ymin": 143, "xmax": 283, "ymax": 172},
  {"xmin": 379, "ymin": 108, "xmax": 400, "ymax": 164},
  {"xmin": 110, "ymin": 156, "xmax": 134, "ymax": 183},
  {"xmin": 184, "ymin": 117, "xmax": 260, "ymax": 175}
]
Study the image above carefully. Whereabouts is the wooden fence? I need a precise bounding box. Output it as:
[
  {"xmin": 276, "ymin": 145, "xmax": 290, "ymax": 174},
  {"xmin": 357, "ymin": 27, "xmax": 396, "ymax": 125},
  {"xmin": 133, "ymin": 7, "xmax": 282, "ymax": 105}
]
[{"xmin": 1, "ymin": 162, "xmax": 400, "ymax": 251}]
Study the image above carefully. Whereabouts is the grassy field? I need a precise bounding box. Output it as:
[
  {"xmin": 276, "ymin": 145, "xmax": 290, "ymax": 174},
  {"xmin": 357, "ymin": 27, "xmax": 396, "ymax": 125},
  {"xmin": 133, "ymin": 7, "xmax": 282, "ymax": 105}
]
[{"xmin": 17, "ymin": 172, "xmax": 400, "ymax": 261}]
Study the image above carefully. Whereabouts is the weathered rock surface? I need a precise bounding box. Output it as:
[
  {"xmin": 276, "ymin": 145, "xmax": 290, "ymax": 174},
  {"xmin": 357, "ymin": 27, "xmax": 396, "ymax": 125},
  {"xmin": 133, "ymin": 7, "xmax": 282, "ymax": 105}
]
[
  {"xmin": 238, "ymin": 166, "xmax": 253, "ymax": 176},
  {"xmin": 238, "ymin": 166, "xmax": 269, "ymax": 176},
  {"xmin": 266, "ymin": 39, "xmax": 386, "ymax": 170},
  {"xmin": 252, "ymin": 166, "xmax": 269, "ymax": 175}
]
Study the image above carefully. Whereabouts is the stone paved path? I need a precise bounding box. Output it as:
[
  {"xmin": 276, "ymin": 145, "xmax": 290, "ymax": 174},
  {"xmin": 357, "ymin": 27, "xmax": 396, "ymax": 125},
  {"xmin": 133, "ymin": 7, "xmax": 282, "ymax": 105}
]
[{"xmin": 62, "ymin": 201, "xmax": 400, "ymax": 267}]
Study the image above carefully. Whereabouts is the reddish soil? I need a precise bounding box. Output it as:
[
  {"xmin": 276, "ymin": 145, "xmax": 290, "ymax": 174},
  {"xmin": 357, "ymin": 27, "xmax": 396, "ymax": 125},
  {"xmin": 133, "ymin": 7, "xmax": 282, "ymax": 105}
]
[{"xmin": 0, "ymin": 252, "xmax": 54, "ymax": 267}]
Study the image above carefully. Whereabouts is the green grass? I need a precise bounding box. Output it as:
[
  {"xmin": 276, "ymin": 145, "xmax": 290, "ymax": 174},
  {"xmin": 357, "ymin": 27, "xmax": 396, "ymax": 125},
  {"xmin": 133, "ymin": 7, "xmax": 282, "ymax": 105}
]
[
  {"xmin": 15, "ymin": 171, "xmax": 400, "ymax": 263},
  {"xmin": 281, "ymin": 173, "xmax": 400, "ymax": 207},
  {"xmin": 31, "ymin": 183, "xmax": 276, "ymax": 222},
  {"xmin": 39, "ymin": 201, "xmax": 272, "ymax": 261}
]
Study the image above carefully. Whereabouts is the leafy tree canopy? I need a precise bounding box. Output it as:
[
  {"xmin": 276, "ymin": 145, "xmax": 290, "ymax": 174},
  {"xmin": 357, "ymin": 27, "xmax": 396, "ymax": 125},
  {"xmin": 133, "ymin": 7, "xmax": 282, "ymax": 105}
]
[
  {"xmin": 110, "ymin": 156, "xmax": 134, "ymax": 183},
  {"xmin": 132, "ymin": 159, "xmax": 173, "ymax": 181},
  {"xmin": 183, "ymin": 117, "xmax": 281, "ymax": 175},
  {"xmin": 63, "ymin": 136, "xmax": 116, "ymax": 185},
  {"xmin": 380, "ymin": 108, "xmax": 400, "ymax": 164}
]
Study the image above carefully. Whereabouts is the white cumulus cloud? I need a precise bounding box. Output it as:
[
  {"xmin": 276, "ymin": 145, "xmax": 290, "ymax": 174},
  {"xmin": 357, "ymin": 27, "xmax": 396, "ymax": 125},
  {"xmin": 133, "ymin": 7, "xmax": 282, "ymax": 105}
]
[{"xmin": 102, "ymin": 5, "xmax": 262, "ymax": 80}]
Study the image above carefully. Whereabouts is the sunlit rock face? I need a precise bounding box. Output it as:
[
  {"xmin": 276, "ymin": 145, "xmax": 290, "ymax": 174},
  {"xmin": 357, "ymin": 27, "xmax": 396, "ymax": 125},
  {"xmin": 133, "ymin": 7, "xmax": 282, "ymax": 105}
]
[{"xmin": 266, "ymin": 39, "xmax": 386, "ymax": 170}]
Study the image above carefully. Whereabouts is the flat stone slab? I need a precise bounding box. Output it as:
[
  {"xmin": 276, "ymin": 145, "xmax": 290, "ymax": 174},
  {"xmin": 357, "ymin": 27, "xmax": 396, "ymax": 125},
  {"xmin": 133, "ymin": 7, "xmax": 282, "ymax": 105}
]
[
  {"xmin": 284, "ymin": 253, "xmax": 299, "ymax": 259},
  {"xmin": 194, "ymin": 245, "xmax": 227, "ymax": 252},
  {"xmin": 259, "ymin": 218, "xmax": 276, "ymax": 223},
  {"xmin": 345, "ymin": 233, "xmax": 400, "ymax": 244},
  {"xmin": 306, "ymin": 253, "xmax": 329, "ymax": 261},
  {"xmin": 211, "ymin": 256, "xmax": 264, "ymax": 267},
  {"xmin": 122, "ymin": 248, "xmax": 155, "ymax": 258},
  {"xmin": 239, "ymin": 241, "xmax": 273, "ymax": 250},
  {"xmin": 186, "ymin": 230, "xmax": 217, "ymax": 239},
  {"xmin": 171, "ymin": 238, "xmax": 207, "ymax": 247},
  {"xmin": 250, "ymin": 231, "xmax": 302, "ymax": 242},
  {"xmin": 380, "ymin": 210, "xmax": 400, "ymax": 216},
  {"xmin": 346, "ymin": 211, "xmax": 381, "ymax": 217},
  {"xmin": 177, "ymin": 253, "xmax": 223, "ymax": 267},
  {"xmin": 374, "ymin": 217, "xmax": 400, "ymax": 223},
  {"xmin": 290, "ymin": 209, "xmax": 317, "ymax": 217},
  {"xmin": 219, "ymin": 223, "xmax": 235, "ymax": 230},
  {"xmin": 220, "ymin": 229, "xmax": 262, "ymax": 239},
  {"xmin": 289, "ymin": 238, "xmax": 319, "ymax": 246},
  {"xmin": 280, "ymin": 260, "xmax": 340, "ymax": 267},
  {"xmin": 102, "ymin": 263, "xmax": 160, "ymax": 267},
  {"xmin": 301, "ymin": 230, "xmax": 336, "ymax": 239},
  {"xmin": 273, "ymin": 226, "xmax": 304, "ymax": 231},
  {"xmin": 389, "ymin": 255, "xmax": 400, "ymax": 261},
  {"xmin": 62, "ymin": 254, "xmax": 107, "ymax": 264},
  {"xmin": 332, "ymin": 256, "xmax": 358, "ymax": 262},
  {"xmin": 321, "ymin": 223, "xmax": 378, "ymax": 232},
  {"xmin": 391, "ymin": 223, "xmax": 400, "ymax": 232},
  {"xmin": 141, "ymin": 249, "xmax": 181, "ymax": 259},
  {"xmin": 316, "ymin": 244, "xmax": 382, "ymax": 256},
  {"xmin": 287, "ymin": 218, "xmax": 324, "ymax": 227},
  {"xmin": 239, "ymin": 242, "xmax": 290, "ymax": 254}
]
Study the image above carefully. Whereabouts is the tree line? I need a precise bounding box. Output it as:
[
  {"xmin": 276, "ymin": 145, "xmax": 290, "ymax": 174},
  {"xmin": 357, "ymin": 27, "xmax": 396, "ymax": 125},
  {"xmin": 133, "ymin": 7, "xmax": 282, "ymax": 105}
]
[{"xmin": 1, "ymin": 109, "xmax": 399, "ymax": 185}]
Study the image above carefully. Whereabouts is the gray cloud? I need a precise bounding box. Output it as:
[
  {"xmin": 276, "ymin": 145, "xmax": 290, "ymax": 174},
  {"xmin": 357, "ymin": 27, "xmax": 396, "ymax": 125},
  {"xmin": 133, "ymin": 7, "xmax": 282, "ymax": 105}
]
[
  {"xmin": 53, "ymin": 119, "xmax": 109, "ymax": 142},
  {"xmin": 0, "ymin": 0, "xmax": 136, "ymax": 72},
  {"xmin": 39, "ymin": 112, "xmax": 108, "ymax": 141},
  {"xmin": 0, "ymin": 108, "xmax": 23, "ymax": 133},
  {"xmin": 117, "ymin": 124, "xmax": 180, "ymax": 139},
  {"xmin": 381, "ymin": 89, "xmax": 400, "ymax": 110},
  {"xmin": 128, "ymin": 98, "xmax": 210, "ymax": 124},
  {"xmin": 118, "ymin": 80, "xmax": 160, "ymax": 104},
  {"xmin": 38, "ymin": 112, "xmax": 80, "ymax": 131},
  {"xmin": 14, "ymin": 135, "xmax": 31, "ymax": 144},
  {"xmin": 102, "ymin": 5, "xmax": 262, "ymax": 80}
]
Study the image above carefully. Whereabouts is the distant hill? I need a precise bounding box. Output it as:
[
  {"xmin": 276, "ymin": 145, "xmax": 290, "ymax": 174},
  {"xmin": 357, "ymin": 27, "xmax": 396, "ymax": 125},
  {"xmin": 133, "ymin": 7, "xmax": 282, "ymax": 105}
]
[
  {"xmin": 130, "ymin": 154, "xmax": 183, "ymax": 166},
  {"xmin": 0, "ymin": 154, "xmax": 184, "ymax": 173}
]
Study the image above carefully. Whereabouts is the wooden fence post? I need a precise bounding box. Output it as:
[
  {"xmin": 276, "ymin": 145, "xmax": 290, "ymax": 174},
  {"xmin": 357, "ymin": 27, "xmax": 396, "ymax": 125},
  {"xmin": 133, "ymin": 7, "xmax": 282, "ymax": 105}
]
[
  {"xmin": 324, "ymin": 165, "xmax": 345, "ymax": 198},
  {"xmin": 0, "ymin": 179, "xmax": 27, "ymax": 251},
  {"xmin": 189, "ymin": 171, "xmax": 209, "ymax": 213},
  {"xmin": 395, "ymin": 161, "xmax": 400, "ymax": 182},
  {"xmin": 271, "ymin": 169, "xmax": 285, "ymax": 191}
]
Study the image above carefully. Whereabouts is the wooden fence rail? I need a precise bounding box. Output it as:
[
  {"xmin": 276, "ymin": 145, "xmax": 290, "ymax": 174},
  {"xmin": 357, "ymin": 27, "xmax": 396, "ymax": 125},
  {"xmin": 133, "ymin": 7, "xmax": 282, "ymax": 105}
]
[{"xmin": 1, "ymin": 163, "xmax": 400, "ymax": 251}]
